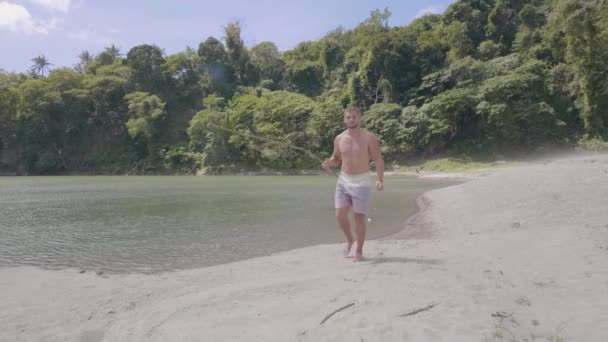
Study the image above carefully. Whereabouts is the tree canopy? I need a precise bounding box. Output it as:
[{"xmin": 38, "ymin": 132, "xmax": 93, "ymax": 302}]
[{"xmin": 2, "ymin": 0, "xmax": 608, "ymax": 174}]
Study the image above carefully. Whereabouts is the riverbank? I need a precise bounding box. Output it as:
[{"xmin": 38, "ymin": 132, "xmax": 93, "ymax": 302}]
[
  {"xmin": 2, "ymin": 153, "xmax": 608, "ymax": 341},
  {"xmin": 0, "ymin": 152, "xmax": 533, "ymax": 177}
]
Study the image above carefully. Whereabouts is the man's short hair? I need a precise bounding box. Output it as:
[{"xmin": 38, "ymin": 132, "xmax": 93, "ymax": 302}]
[{"xmin": 344, "ymin": 106, "xmax": 362, "ymax": 116}]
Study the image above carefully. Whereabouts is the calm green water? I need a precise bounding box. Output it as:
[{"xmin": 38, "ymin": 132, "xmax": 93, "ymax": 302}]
[{"xmin": 0, "ymin": 175, "xmax": 456, "ymax": 273}]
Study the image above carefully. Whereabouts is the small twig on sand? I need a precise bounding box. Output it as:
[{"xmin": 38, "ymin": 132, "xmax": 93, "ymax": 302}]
[
  {"xmin": 320, "ymin": 303, "xmax": 355, "ymax": 325},
  {"xmin": 399, "ymin": 302, "xmax": 439, "ymax": 317},
  {"xmin": 491, "ymin": 311, "xmax": 513, "ymax": 319}
]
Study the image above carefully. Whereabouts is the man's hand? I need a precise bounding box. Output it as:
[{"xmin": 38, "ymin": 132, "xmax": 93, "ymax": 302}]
[
  {"xmin": 376, "ymin": 180, "xmax": 384, "ymax": 191},
  {"xmin": 323, "ymin": 136, "xmax": 341, "ymax": 171}
]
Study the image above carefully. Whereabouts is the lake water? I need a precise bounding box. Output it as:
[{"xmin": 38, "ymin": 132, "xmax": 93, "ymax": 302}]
[{"xmin": 0, "ymin": 175, "xmax": 457, "ymax": 273}]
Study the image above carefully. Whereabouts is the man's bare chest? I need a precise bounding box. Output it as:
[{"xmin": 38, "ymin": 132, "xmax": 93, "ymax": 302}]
[{"xmin": 338, "ymin": 136, "xmax": 369, "ymax": 156}]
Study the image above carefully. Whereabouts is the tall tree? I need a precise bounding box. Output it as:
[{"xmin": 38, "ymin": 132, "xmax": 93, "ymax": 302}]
[
  {"xmin": 549, "ymin": 0, "xmax": 608, "ymax": 137},
  {"xmin": 197, "ymin": 37, "xmax": 234, "ymax": 97},
  {"xmin": 124, "ymin": 91, "xmax": 167, "ymax": 159},
  {"xmin": 126, "ymin": 44, "xmax": 167, "ymax": 94},
  {"xmin": 223, "ymin": 22, "xmax": 252, "ymax": 84},
  {"xmin": 30, "ymin": 55, "xmax": 52, "ymax": 78},
  {"xmin": 104, "ymin": 45, "xmax": 122, "ymax": 59},
  {"xmin": 75, "ymin": 51, "xmax": 94, "ymax": 74},
  {"xmin": 250, "ymin": 42, "xmax": 285, "ymax": 87}
]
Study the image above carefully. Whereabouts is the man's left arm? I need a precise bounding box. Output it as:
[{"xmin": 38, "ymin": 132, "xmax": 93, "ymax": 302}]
[{"xmin": 369, "ymin": 134, "xmax": 384, "ymax": 191}]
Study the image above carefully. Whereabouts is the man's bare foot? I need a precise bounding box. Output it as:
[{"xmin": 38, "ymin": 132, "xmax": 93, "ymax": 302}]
[
  {"xmin": 344, "ymin": 240, "xmax": 354, "ymax": 257},
  {"xmin": 354, "ymin": 252, "xmax": 364, "ymax": 262}
]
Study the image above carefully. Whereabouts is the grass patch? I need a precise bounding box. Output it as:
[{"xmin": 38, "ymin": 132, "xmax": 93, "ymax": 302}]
[{"xmin": 577, "ymin": 138, "xmax": 608, "ymax": 152}]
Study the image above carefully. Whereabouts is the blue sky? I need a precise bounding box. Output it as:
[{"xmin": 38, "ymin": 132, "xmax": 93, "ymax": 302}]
[{"xmin": 0, "ymin": 0, "xmax": 456, "ymax": 72}]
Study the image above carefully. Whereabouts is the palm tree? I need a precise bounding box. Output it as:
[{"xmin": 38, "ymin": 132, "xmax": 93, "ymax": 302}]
[
  {"xmin": 104, "ymin": 44, "xmax": 122, "ymax": 59},
  {"xmin": 75, "ymin": 50, "xmax": 94, "ymax": 73},
  {"xmin": 30, "ymin": 55, "xmax": 52, "ymax": 78},
  {"xmin": 79, "ymin": 50, "xmax": 93, "ymax": 64}
]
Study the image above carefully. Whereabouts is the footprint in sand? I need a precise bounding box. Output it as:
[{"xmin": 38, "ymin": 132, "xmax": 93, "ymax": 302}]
[{"xmin": 515, "ymin": 297, "xmax": 531, "ymax": 306}]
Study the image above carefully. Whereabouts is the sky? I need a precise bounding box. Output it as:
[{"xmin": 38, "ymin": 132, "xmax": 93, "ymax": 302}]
[{"xmin": 0, "ymin": 0, "xmax": 456, "ymax": 72}]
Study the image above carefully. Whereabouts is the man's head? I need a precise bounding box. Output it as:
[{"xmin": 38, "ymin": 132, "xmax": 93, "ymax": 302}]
[{"xmin": 343, "ymin": 106, "xmax": 362, "ymax": 129}]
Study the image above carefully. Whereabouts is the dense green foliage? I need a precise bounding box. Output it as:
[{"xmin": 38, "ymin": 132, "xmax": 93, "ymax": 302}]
[{"xmin": 2, "ymin": 0, "xmax": 608, "ymax": 174}]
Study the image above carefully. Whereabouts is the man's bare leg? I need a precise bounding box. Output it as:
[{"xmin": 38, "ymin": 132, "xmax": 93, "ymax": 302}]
[
  {"xmin": 353, "ymin": 213, "xmax": 367, "ymax": 261},
  {"xmin": 336, "ymin": 207, "xmax": 354, "ymax": 257}
]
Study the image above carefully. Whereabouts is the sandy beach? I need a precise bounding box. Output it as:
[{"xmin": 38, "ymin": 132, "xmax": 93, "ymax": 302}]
[{"xmin": 2, "ymin": 153, "xmax": 608, "ymax": 341}]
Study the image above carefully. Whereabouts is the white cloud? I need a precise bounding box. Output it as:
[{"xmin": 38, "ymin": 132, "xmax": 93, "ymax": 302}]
[
  {"xmin": 67, "ymin": 25, "xmax": 111, "ymax": 45},
  {"xmin": 0, "ymin": 1, "xmax": 50, "ymax": 34},
  {"xmin": 28, "ymin": 0, "xmax": 70, "ymax": 12},
  {"xmin": 414, "ymin": 5, "xmax": 445, "ymax": 19}
]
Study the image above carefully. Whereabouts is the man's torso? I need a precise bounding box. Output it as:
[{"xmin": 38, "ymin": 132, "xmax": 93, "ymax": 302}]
[{"xmin": 337, "ymin": 129, "xmax": 371, "ymax": 175}]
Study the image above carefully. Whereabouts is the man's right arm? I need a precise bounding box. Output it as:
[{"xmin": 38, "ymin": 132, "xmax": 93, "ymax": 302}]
[{"xmin": 322, "ymin": 136, "xmax": 341, "ymax": 169}]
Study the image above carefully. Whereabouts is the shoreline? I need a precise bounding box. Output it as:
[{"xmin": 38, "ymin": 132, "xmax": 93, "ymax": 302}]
[
  {"xmin": 0, "ymin": 169, "xmax": 463, "ymax": 277},
  {"xmin": 0, "ymin": 170, "xmax": 487, "ymax": 273},
  {"xmin": 381, "ymin": 192, "xmax": 435, "ymax": 241},
  {"xmin": 0, "ymin": 156, "xmax": 522, "ymax": 177},
  {"xmin": 379, "ymin": 168, "xmax": 488, "ymax": 241},
  {"xmin": 0, "ymin": 173, "xmax": 462, "ymax": 276}
]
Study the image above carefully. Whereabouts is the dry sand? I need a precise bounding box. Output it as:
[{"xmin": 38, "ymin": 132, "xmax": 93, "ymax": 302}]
[{"xmin": 2, "ymin": 153, "xmax": 608, "ymax": 341}]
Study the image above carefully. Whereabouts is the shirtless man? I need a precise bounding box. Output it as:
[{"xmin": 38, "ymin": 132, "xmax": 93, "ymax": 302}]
[{"xmin": 321, "ymin": 106, "xmax": 384, "ymax": 262}]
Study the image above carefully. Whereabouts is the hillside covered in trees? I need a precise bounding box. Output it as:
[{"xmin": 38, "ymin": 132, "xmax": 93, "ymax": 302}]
[{"xmin": 1, "ymin": 0, "xmax": 608, "ymax": 175}]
